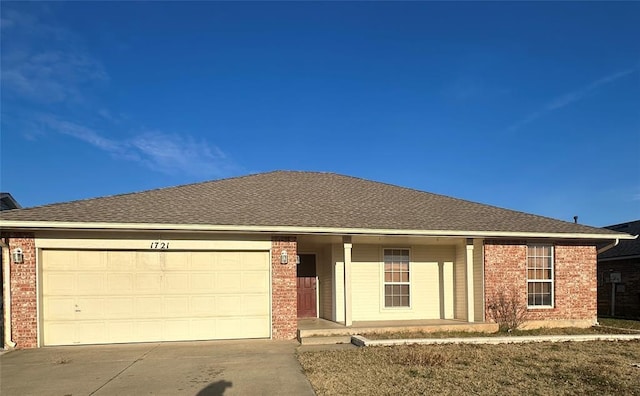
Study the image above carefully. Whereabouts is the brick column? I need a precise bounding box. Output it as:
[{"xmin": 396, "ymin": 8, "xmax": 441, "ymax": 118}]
[
  {"xmin": 271, "ymin": 236, "xmax": 297, "ymax": 339},
  {"xmin": 7, "ymin": 233, "xmax": 38, "ymax": 348}
]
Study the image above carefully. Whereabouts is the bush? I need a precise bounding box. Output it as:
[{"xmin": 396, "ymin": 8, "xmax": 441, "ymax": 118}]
[{"xmin": 487, "ymin": 286, "xmax": 528, "ymax": 332}]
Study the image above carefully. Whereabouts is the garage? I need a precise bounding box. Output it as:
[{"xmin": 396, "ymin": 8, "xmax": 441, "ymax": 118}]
[{"xmin": 42, "ymin": 249, "xmax": 271, "ymax": 346}]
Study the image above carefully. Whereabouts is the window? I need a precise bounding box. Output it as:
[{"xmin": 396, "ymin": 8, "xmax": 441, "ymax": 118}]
[
  {"xmin": 384, "ymin": 249, "xmax": 410, "ymax": 307},
  {"xmin": 527, "ymin": 245, "xmax": 553, "ymax": 307}
]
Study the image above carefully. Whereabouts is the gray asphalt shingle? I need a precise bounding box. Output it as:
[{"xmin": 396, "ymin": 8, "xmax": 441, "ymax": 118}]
[{"xmin": 0, "ymin": 171, "xmax": 626, "ymax": 236}]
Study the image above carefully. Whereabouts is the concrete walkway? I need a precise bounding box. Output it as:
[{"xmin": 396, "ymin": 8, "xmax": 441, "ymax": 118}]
[
  {"xmin": 352, "ymin": 333, "xmax": 640, "ymax": 346},
  {"xmin": 1, "ymin": 340, "xmax": 315, "ymax": 396}
]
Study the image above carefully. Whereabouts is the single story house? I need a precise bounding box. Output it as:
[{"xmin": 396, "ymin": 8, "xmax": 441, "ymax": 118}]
[
  {"xmin": 0, "ymin": 171, "xmax": 635, "ymax": 348},
  {"xmin": 597, "ymin": 220, "xmax": 640, "ymax": 319}
]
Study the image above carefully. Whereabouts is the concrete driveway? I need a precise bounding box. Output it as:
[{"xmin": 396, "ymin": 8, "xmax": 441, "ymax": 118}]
[{"xmin": 1, "ymin": 339, "xmax": 315, "ymax": 396}]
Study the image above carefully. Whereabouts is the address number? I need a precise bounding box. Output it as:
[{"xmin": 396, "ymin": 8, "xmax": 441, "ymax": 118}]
[{"xmin": 150, "ymin": 241, "xmax": 170, "ymax": 249}]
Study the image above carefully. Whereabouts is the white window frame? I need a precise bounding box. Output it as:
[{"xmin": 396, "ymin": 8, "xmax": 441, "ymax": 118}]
[
  {"xmin": 526, "ymin": 244, "xmax": 554, "ymax": 308},
  {"xmin": 382, "ymin": 248, "xmax": 411, "ymax": 309}
]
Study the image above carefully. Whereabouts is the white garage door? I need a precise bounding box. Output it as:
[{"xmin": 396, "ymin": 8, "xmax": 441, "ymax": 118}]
[{"xmin": 42, "ymin": 250, "xmax": 271, "ymax": 346}]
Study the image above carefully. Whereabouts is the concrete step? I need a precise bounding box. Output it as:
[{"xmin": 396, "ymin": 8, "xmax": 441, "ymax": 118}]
[
  {"xmin": 298, "ymin": 335, "xmax": 353, "ymax": 345},
  {"xmin": 298, "ymin": 328, "xmax": 354, "ymax": 338}
]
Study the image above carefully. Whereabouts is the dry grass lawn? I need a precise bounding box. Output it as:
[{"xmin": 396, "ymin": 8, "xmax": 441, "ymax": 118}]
[
  {"xmin": 600, "ymin": 318, "xmax": 640, "ymax": 331},
  {"xmin": 363, "ymin": 326, "xmax": 632, "ymax": 340},
  {"xmin": 298, "ymin": 341, "xmax": 640, "ymax": 395}
]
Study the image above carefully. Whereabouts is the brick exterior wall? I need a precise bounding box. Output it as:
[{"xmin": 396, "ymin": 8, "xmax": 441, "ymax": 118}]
[
  {"xmin": 484, "ymin": 240, "xmax": 597, "ymax": 324},
  {"xmin": 597, "ymin": 258, "xmax": 640, "ymax": 319},
  {"xmin": 271, "ymin": 236, "xmax": 297, "ymax": 339},
  {"xmin": 4, "ymin": 233, "xmax": 38, "ymax": 348}
]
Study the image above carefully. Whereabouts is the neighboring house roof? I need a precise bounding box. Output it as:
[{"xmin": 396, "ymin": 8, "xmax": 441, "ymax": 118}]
[
  {"xmin": 0, "ymin": 192, "xmax": 22, "ymax": 211},
  {"xmin": 0, "ymin": 171, "xmax": 630, "ymax": 239},
  {"xmin": 599, "ymin": 220, "xmax": 640, "ymax": 260}
]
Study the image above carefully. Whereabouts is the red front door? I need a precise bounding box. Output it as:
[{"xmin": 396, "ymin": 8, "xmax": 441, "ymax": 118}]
[
  {"xmin": 297, "ymin": 277, "xmax": 317, "ymax": 318},
  {"xmin": 297, "ymin": 254, "xmax": 317, "ymax": 318}
]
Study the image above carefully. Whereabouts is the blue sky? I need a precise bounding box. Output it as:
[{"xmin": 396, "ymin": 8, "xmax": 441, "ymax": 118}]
[{"xmin": 1, "ymin": 2, "xmax": 638, "ymax": 227}]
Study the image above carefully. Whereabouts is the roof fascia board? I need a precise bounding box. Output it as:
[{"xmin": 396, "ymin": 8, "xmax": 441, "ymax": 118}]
[
  {"xmin": 0, "ymin": 220, "xmax": 635, "ymax": 240},
  {"xmin": 598, "ymin": 255, "xmax": 640, "ymax": 262}
]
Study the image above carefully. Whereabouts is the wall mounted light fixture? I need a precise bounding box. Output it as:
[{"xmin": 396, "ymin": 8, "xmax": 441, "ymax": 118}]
[
  {"xmin": 280, "ymin": 250, "xmax": 288, "ymax": 264},
  {"xmin": 12, "ymin": 248, "xmax": 24, "ymax": 264}
]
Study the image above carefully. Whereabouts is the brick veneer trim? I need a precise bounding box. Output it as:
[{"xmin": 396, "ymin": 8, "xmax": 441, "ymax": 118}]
[
  {"xmin": 5, "ymin": 233, "xmax": 38, "ymax": 348},
  {"xmin": 271, "ymin": 236, "xmax": 297, "ymax": 339},
  {"xmin": 484, "ymin": 241, "xmax": 597, "ymax": 325}
]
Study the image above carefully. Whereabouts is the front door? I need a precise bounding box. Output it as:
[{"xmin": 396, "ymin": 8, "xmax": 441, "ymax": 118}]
[{"xmin": 297, "ymin": 254, "xmax": 317, "ymax": 318}]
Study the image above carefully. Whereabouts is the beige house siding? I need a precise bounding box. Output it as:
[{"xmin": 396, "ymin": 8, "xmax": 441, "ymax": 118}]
[
  {"xmin": 442, "ymin": 260, "xmax": 454, "ymax": 319},
  {"xmin": 350, "ymin": 244, "xmax": 455, "ymax": 321},
  {"xmin": 331, "ymin": 243, "xmax": 345, "ymax": 323},
  {"xmin": 454, "ymin": 244, "xmax": 467, "ymax": 320},
  {"xmin": 473, "ymin": 239, "xmax": 484, "ymax": 322}
]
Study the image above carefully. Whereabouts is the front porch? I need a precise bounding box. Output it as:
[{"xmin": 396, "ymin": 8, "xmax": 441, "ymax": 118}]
[
  {"xmin": 296, "ymin": 235, "xmax": 485, "ymax": 331},
  {"xmin": 297, "ymin": 318, "xmax": 498, "ymax": 339}
]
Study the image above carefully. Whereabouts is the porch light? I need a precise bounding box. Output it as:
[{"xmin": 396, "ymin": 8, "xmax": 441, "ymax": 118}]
[
  {"xmin": 12, "ymin": 248, "xmax": 24, "ymax": 264},
  {"xmin": 296, "ymin": 255, "xmax": 300, "ymax": 265},
  {"xmin": 280, "ymin": 250, "xmax": 288, "ymax": 264}
]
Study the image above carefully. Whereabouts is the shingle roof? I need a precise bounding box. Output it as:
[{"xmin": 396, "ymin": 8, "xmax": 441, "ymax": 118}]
[
  {"xmin": 599, "ymin": 220, "xmax": 640, "ymax": 259},
  {"xmin": 0, "ymin": 171, "xmax": 626, "ymax": 237}
]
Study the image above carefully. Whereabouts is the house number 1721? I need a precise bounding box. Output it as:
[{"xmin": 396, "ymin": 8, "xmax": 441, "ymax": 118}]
[{"xmin": 150, "ymin": 241, "xmax": 170, "ymax": 249}]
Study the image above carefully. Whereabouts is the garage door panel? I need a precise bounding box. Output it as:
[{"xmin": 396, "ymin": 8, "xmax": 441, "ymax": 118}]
[
  {"xmin": 242, "ymin": 252, "xmax": 269, "ymax": 270},
  {"xmin": 217, "ymin": 317, "xmax": 269, "ymax": 339},
  {"xmin": 243, "ymin": 272, "xmax": 269, "ymax": 290},
  {"xmin": 215, "ymin": 272, "xmax": 243, "ymax": 292},
  {"xmin": 191, "ymin": 252, "xmax": 214, "ymax": 270},
  {"xmin": 216, "ymin": 318, "xmax": 244, "ymax": 338},
  {"xmin": 78, "ymin": 297, "xmax": 106, "ymax": 319},
  {"xmin": 77, "ymin": 273, "xmax": 105, "ymax": 294},
  {"xmin": 77, "ymin": 251, "xmax": 105, "ymax": 269},
  {"xmin": 106, "ymin": 252, "xmax": 135, "ymax": 270},
  {"xmin": 44, "ymin": 273, "xmax": 75, "ymax": 295},
  {"xmin": 43, "ymin": 250, "xmax": 270, "ymax": 345},
  {"xmin": 44, "ymin": 250, "xmax": 77, "ymax": 270},
  {"xmin": 136, "ymin": 320, "xmax": 163, "ymax": 341},
  {"xmin": 164, "ymin": 252, "xmax": 190, "ymax": 270},
  {"xmin": 107, "ymin": 321, "xmax": 135, "ymax": 343},
  {"xmin": 191, "ymin": 296, "xmax": 216, "ymax": 314},
  {"xmin": 217, "ymin": 253, "xmax": 242, "ymax": 268},
  {"xmin": 134, "ymin": 273, "xmax": 162, "ymax": 292},
  {"xmin": 241, "ymin": 317, "xmax": 270, "ymax": 338},
  {"xmin": 165, "ymin": 273, "xmax": 189, "ymax": 292},
  {"xmin": 135, "ymin": 297, "xmax": 162, "ymax": 317},
  {"xmin": 45, "ymin": 298, "xmax": 76, "ymax": 320},
  {"xmin": 164, "ymin": 319, "xmax": 192, "ymax": 340},
  {"xmin": 191, "ymin": 274, "xmax": 215, "ymax": 290},
  {"xmin": 191, "ymin": 318, "xmax": 217, "ymax": 339},
  {"xmin": 104, "ymin": 297, "xmax": 134, "ymax": 317},
  {"xmin": 108, "ymin": 273, "xmax": 134, "ymax": 293},
  {"xmin": 77, "ymin": 322, "xmax": 106, "ymax": 344},
  {"xmin": 44, "ymin": 322, "xmax": 77, "ymax": 345},
  {"xmin": 136, "ymin": 252, "xmax": 161, "ymax": 270},
  {"xmin": 163, "ymin": 296, "xmax": 190, "ymax": 317},
  {"xmin": 216, "ymin": 295, "xmax": 242, "ymax": 315},
  {"xmin": 243, "ymin": 295, "xmax": 270, "ymax": 316}
]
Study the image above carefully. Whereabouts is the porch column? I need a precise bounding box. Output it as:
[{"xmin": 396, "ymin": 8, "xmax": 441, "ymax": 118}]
[
  {"xmin": 343, "ymin": 237, "xmax": 353, "ymax": 327},
  {"xmin": 466, "ymin": 239, "xmax": 475, "ymax": 322}
]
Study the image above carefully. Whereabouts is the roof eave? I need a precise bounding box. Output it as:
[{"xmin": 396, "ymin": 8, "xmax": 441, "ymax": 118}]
[{"xmin": 0, "ymin": 220, "xmax": 634, "ymax": 240}]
